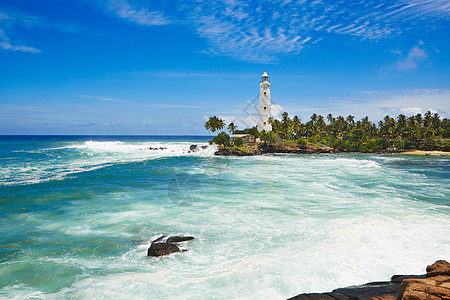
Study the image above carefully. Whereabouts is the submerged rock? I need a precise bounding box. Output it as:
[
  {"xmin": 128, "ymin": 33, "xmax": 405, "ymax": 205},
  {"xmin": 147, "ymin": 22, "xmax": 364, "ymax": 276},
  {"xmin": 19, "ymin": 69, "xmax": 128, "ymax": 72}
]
[{"xmin": 147, "ymin": 235, "xmax": 195, "ymax": 257}]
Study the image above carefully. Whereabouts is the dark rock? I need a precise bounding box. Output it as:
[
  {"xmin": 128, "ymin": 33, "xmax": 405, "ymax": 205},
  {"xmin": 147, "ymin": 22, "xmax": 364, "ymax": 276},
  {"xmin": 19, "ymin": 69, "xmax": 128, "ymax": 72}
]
[
  {"xmin": 166, "ymin": 236, "xmax": 195, "ymax": 243},
  {"xmin": 289, "ymin": 261, "xmax": 450, "ymax": 300},
  {"xmin": 391, "ymin": 275, "xmax": 426, "ymax": 283},
  {"xmin": 332, "ymin": 282, "xmax": 399, "ymax": 299},
  {"xmin": 147, "ymin": 235, "xmax": 194, "ymax": 257},
  {"xmin": 152, "ymin": 235, "xmax": 166, "ymax": 243},
  {"xmin": 147, "ymin": 242, "xmax": 180, "ymax": 257},
  {"xmin": 288, "ymin": 292, "xmax": 350, "ymax": 299},
  {"xmin": 190, "ymin": 145, "xmax": 198, "ymax": 152},
  {"xmin": 289, "ymin": 276, "xmax": 426, "ymax": 300}
]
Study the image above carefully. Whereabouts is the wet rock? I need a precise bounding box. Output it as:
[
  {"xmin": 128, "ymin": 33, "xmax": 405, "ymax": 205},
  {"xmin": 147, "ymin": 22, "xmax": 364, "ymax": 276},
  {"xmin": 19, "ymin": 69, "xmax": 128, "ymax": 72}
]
[
  {"xmin": 190, "ymin": 145, "xmax": 198, "ymax": 152},
  {"xmin": 166, "ymin": 236, "xmax": 195, "ymax": 243},
  {"xmin": 398, "ymin": 276, "xmax": 450, "ymax": 300},
  {"xmin": 289, "ymin": 280, "xmax": 407, "ymax": 300},
  {"xmin": 391, "ymin": 275, "xmax": 426, "ymax": 283},
  {"xmin": 147, "ymin": 235, "xmax": 195, "ymax": 257},
  {"xmin": 289, "ymin": 261, "xmax": 450, "ymax": 300},
  {"xmin": 332, "ymin": 281, "xmax": 399, "ymax": 299},
  {"xmin": 147, "ymin": 242, "xmax": 180, "ymax": 257},
  {"xmin": 399, "ymin": 260, "xmax": 450, "ymax": 300},
  {"xmin": 426, "ymin": 260, "xmax": 450, "ymax": 278}
]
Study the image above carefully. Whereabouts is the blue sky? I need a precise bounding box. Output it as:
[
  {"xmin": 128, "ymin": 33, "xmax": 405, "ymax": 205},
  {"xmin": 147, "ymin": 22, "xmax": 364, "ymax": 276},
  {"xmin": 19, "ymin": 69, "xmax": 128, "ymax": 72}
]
[{"xmin": 1, "ymin": 0, "xmax": 449, "ymax": 134}]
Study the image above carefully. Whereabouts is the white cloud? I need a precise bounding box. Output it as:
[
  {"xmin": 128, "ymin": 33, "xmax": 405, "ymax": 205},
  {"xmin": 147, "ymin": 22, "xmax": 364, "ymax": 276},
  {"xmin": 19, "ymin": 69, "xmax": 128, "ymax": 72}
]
[
  {"xmin": 399, "ymin": 107, "xmax": 424, "ymax": 115},
  {"xmin": 285, "ymin": 89, "xmax": 450, "ymax": 121},
  {"xmin": 355, "ymin": 89, "xmax": 450, "ymax": 118},
  {"xmin": 394, "ymin": 41, "xmax": 429, "ymax": 70}
]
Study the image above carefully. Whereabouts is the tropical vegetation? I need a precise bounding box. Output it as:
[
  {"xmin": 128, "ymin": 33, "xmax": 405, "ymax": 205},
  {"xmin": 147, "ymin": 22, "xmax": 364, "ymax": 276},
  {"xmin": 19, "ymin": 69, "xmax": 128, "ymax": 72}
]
[{"xmin": 205, "ymin": 111, "xmax": 450, "ymax": 152}]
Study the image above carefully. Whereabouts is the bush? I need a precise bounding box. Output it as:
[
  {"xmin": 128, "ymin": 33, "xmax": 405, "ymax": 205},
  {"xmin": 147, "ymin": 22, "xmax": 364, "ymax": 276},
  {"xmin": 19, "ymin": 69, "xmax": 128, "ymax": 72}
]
[
  {"xmin": 234, "ymin": 137, "xmax": 243, "ymax": 147},
  {"xmin": 260, "ymin": 131, "xmax": 280, "ymax": 144},
  {"xmin": 297, "ymin": 138, "xmax": 307, "ymax": 148},
  {"xmin": 212, "ymin": 132, "xmax": 230, "ymax": 147}
]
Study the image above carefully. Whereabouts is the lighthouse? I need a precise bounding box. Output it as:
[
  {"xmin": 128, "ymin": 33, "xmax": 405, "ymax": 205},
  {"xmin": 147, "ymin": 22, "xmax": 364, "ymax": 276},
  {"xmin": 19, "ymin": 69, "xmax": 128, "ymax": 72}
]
[{"xmin": 257, "ymin": 71, "xmax": 272, "ymax": 132}]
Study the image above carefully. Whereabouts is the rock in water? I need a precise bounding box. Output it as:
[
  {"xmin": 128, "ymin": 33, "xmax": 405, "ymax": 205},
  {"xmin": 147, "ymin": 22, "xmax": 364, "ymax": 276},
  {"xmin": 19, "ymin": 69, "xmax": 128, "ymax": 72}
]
[
  {"xmin": 147, "ymin": 235, "xmax": 195, "ymax": 257},
  {"xmin": 147, "ymin": 242, "xmax": 180, "ymax": 257},
  {"xmin": 166, "ymin": 236, "xmax": 195, "ymax": 243}
]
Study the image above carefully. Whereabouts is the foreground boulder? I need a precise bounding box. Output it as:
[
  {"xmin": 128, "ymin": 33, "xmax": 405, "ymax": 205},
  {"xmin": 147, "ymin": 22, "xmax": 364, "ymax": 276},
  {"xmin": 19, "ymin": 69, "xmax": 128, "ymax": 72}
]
[
  {"xmin": 399, "ymin": 260, "xmax": 450, "ymax": 300},
  {"xmin": 147, "ymin": 235, "xmax": 195, "ymax": 257},
  {"xmin": 289, "ymin": 260, "xmax": 450, "ymax": 300}
]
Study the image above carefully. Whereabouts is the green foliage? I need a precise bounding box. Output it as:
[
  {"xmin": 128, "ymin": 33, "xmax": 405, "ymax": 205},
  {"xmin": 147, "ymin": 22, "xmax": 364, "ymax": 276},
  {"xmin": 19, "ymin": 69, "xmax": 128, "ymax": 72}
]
[
  {"xmin": 234, "ymin": 126, "xmax": 260, "ymax": 138},
  {"xmin": 212, "ymin": 132, "xmax": 230, "ymax": 147},
  {"xmin": 204, "ymin": 116, "xmax": 225, "ymax": 136},
  {"xmin": 252, "ymin": 111, "xmax": 449, "ymax": 152},
  {"xmin": 297, "ymin": 138, "xmax": 307, "ymax": 148},
  {"xmin": 260, "ymin": 131, "xmax": 280, "ymax": 144},
  {"xmin": 233, "ymin": 137, "xmax": 244, "ymax": 147},
  {"xmin": 228, "ymin": 122, "xmax": 237, "ymax": 134},
  {"xmin": 309, "ymin": 134, "xmax": 319, "ymax": 143}
]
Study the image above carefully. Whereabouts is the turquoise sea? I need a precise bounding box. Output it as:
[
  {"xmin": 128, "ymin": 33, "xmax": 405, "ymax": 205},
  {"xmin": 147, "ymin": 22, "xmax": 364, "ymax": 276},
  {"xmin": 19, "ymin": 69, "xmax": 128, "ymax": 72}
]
[{"xmin": 0, "ymin": 136, "xmax": 449, "ymax": 299}]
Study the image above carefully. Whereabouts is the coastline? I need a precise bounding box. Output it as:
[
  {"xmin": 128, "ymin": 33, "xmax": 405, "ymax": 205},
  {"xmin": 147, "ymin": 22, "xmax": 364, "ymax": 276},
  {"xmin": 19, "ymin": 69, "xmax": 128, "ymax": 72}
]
[
  {"xmin": 213, "ymin": 143, "xmax": 407, "ymax": 156},
  {"xmin": 398, "ymin": 150, "xmax": 450, "ymax": 156},
  {"xmin": 212, "ymin": 143, "xmax": 450, "ymax": 157}
]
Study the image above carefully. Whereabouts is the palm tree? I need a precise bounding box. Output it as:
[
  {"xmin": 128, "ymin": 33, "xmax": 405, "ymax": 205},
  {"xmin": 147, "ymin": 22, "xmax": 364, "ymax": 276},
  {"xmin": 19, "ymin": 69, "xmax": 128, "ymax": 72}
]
[
  {"xmin": 204, "ymin": 116, "xmax": 225, "ymax": 136},
  {"xmin": 228, "ymin": 122, "xmax": 237, "ymax": 134},
  {"xmin": 327, "ymin": 113, "xmax": 335, "ymax": 124}
]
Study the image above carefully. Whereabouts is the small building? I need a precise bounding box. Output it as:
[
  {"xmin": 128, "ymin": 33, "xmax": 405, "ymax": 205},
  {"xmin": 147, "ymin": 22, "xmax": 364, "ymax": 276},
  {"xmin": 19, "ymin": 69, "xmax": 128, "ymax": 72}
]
[{"xmin": 230, "ymin": 134, "xmax": 255, "ymax": 144}]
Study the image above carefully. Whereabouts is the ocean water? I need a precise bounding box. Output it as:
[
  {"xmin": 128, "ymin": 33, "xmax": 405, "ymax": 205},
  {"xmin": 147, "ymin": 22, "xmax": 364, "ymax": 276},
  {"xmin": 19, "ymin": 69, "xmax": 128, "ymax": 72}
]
[{"xmin": 0, "ymin": 136, "xmax": 449, "ymax": 299}]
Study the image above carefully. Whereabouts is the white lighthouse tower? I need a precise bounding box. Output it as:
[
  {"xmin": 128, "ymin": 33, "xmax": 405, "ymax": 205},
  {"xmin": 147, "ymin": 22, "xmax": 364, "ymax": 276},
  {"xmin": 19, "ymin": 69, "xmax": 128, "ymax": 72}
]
[{"xmin": 257, "ymin": 71, "xmax": 272, "ymax": 132}]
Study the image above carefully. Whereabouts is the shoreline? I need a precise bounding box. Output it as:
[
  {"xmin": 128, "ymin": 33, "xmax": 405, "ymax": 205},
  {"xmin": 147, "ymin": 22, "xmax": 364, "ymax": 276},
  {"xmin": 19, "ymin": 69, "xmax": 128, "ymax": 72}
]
[
  {"xmin": 212, "ymin": 143, "xmax": 450, "ymax": 157},
  {"xmin": 397, "ymin": 150, "xmax": 450, "ymax": 156}
]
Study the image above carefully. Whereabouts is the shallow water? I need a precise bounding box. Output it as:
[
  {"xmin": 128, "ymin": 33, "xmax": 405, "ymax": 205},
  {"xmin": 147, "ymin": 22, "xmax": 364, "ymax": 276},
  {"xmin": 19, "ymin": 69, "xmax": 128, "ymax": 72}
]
[{"xmin": 0, "ymin": 136, "xmax": 449, "ymax": 299}]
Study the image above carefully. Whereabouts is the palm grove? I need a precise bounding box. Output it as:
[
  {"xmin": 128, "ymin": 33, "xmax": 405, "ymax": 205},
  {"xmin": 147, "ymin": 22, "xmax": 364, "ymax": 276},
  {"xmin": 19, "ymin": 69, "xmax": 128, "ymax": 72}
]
[{"xmin": 205, "ymin": 111, "xmax": 450, "ymax": 152}]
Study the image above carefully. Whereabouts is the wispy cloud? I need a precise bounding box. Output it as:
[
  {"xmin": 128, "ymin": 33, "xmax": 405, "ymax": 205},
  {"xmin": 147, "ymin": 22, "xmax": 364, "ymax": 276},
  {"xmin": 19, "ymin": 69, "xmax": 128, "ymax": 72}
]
[
  {"xmin": 0, "ymin": 18, "xmax": 41, "ymax": 53},
  {"xmin": 78, "ymin": 95, "xmax": 132, "ymax": 103},
  {"xmin": 0, "ymin": 7, "xmax": 82, "ymax": 53},
  {"xmin": 103, "ymin": 0, "xmax": 170, "ymax": 26},
  {"xmin": 94, "ymin": 0, "xmax": 450, "ymax": 62}
]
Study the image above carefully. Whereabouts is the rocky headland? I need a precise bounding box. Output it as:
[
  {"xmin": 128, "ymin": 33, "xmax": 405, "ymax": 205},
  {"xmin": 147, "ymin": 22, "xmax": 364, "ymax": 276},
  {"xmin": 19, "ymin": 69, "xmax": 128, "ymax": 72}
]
[{"xmin": 289, "ymin": 260, "xmax": 450, "ymax": 300}]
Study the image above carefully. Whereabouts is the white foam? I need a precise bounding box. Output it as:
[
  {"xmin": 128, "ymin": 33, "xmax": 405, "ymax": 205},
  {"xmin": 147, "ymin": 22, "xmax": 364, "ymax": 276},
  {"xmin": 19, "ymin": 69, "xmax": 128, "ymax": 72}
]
[{"xmin": 0, "ymin": 141, "xmax": 215, "ymax": 186}]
